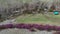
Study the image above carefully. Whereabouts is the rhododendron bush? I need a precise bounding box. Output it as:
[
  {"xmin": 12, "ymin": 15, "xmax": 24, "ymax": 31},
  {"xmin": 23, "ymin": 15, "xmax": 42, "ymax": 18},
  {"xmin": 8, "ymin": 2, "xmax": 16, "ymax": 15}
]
[{"xmin": 0, "ymin": 23, "xmax": 60, "ymax": 32}]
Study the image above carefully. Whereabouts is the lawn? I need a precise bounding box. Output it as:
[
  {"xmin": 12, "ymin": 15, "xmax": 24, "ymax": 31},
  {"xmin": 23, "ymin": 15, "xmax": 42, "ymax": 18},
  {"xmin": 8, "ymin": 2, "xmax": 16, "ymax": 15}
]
[{"xmin": 15, "ymin": 14, "xmax": 60, "ymax": 26}]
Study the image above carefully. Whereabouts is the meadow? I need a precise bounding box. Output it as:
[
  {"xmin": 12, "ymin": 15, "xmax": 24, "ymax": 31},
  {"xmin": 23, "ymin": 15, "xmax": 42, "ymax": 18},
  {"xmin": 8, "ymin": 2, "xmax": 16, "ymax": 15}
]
[{"xmin": 15, "ymin": 13, "xmax": 60, "ymax": 26}]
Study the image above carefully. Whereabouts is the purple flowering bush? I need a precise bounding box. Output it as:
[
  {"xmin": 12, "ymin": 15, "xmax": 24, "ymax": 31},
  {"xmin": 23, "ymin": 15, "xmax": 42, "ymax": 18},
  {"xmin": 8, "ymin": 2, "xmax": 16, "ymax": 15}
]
[
  {"xmin": 0, "ymin": 24, "xmax": 60, "ymax": 31},
  {"xmin": 2, "ymin": 24, "xmax": 13, "ymax": 28},
  {"xmin": 55, "ymin": 26, "xmax": 60, "ymax": 31},
  {"xmin": 15, "ymin": 23, "xmax": 25, "ymax": 28},
  {"xmin": 43, "ymin": 25, "xmax": 51, "ymax": 31}
]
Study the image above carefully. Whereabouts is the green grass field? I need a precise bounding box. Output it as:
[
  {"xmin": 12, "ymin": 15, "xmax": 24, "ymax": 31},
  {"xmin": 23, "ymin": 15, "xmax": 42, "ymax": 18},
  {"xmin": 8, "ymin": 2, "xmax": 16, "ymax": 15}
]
[{"xmin": 15, "ymin": 14, "xmax": 60, "ymax": 26}]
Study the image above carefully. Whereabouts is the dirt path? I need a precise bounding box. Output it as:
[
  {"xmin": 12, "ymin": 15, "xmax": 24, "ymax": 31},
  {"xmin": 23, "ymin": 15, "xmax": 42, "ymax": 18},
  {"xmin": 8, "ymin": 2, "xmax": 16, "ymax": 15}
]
[{"xmin": 0, "ymin": 28, "xmax": 54, "ymax": 34}]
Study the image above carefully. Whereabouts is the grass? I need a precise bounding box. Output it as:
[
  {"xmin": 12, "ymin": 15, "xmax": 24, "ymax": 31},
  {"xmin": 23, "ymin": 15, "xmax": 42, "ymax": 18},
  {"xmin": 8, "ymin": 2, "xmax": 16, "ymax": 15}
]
[
  {"xmin": 16, "ymin": 14, "xmax": 48, "ymax": 22},
  {"xmin": 15, "ymin": 14, "xmax": 60, "ymax": 26}
]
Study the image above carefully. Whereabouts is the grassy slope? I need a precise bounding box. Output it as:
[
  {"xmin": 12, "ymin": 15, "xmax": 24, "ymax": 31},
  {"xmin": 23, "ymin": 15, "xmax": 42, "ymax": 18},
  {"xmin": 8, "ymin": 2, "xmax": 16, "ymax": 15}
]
[{"xmin": 15, "ymin": 14, "xmax": 60, "ymax": 26}]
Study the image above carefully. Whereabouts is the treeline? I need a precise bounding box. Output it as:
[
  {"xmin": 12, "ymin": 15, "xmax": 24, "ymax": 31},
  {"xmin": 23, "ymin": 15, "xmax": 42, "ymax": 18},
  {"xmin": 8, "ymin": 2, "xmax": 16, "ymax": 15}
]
[{"xmin": 0, "ymin": 0, "xmax": 59, "ymax": 21}]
